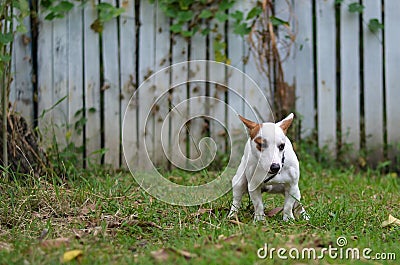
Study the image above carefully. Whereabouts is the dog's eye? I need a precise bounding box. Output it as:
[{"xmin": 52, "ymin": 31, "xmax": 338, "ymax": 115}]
[
  {"xmin": 256, "ymin": 142, "xmax": 267, "ymax": 150},
  {"xmin": 278, "ymin": 143, "xmax": 285, "ymax": 151}
]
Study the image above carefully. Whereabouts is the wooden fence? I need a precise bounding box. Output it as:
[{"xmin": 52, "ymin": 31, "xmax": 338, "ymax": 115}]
[{"xmin": 9, "ymin": 0, "xmax": 400, "ymax": 169}]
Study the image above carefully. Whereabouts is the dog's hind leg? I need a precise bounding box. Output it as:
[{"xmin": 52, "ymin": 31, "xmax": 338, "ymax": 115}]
[{"xmin": 228, "ymin": 173, "xmax": 247, "ymax": 218}]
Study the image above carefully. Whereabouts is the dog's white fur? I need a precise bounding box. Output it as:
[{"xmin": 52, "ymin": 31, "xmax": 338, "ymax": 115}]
[{"xmin": 228, "ymin": 113, "xmax": 308, "ymax": 221}]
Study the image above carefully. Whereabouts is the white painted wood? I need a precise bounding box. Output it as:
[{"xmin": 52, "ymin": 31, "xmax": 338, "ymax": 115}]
[
  {"xmin": 152, "ymin": 3, "xmax": 171, "ymax": 168},
  {"xmin": 83, "ymin": 2, "xmax": 101, "ymax": 164},
  {"xmin": 294, "ymin": 0, "xmax": 315, "ymax": 138},
  {"xmin": 243, "ymin": 0, "xmax": 271, "ymax": 124},
  {"xmin": 102, "ymin": 0, "xmax": 121, "ymax": 167},
  {"xmin": 316, "ymin": 0, "xmax": 336, "ymax": 153},
  {"xmin": 37, "ymin": 13, "xmax": 53, "ymax": 149},
  {"xmin": 170, "ymin": 34, "xmax": 188, "ymax": 169},
  {"xmin": 209, "ymin": 20, "xmax": 227, "ymax": 154},
  {"xmin": 275, "ymin": 0, "xmax": 296, "ymax": 118},
  {"xmin": 68, "ymin": 4, "xmax": 84, "ymax": 157},
  {"xmin": 10, "ymin": 17, "xmax": 34, "ymax": 124},
  {"xmin": 188, "ymin": 35, "xmax": 207, "ymax": 164},
  {"xmin": 120, "ymin": 0, "xmax": 136, "ymax": 168},
  {"xmin": 227, "ymin": 2, "xmax": 246, "ymax": 165},
  {"xmin": 385, "ymin": 0, "xmax": 400, "ymax": 155},
  {"xmin": 340, "ymin": 0, "xmax": 360, "ymax": 153},
  {"xmin": 137, "ymin": 0, "xmax": 156, "ymax": 170},
  {"xmin": 52, "ymin": 16, "xmax": 69, "ymax": 149},
  {"xmin": 363, "ymin": 0, "xmax": 383, "ymax": 161}
]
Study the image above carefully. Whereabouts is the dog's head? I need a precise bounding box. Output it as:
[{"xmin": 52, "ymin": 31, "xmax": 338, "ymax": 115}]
[{"xmin": 239, "ymin": 113, "xmax": 294, "ymax": 175}]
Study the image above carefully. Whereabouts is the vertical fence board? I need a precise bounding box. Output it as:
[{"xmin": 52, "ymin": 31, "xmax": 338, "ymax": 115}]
[
  {"xmin": 276, "ymin": 0, "xmax": 296, "ymax": 118},
  {"xmin": 84, "ymin": 2, "xmax": 101, "ymax": 163},
  {"xmin": 102, "ymin": 0, "xmax": 121, "ymax": 167},
  {"xmin": 52, "ymin": 17, "xmax": 69, "ymax": 148},
  {"xmin": 295, "ymin": 0, "xmax": 315, "ymax": 138},
  {"xmin": 137, "ymin": 1, "xmax": 155, "ymax": 169},
  {"xmin": 209, "ymin": 21, "xmax": 227, "ymax": 154},
  {"xmin": 153, "ymin": 3, "xmax": 170, "ymax": 168},
  {"xmin": 227, "ymin": 2, "xmax": 245, "ymax": 164},
  {"xmin": 340, "ymin": 0, "xmax": 360, "ymax": 153},
  {"xmin": 316, "ymin": 0, "xmax": 336, "ymax": 152},
  {"xmin": 243, "ymin": 1, "xmax": 271, "ymax": 123},
  {"xmin": 385, "ymin": 0, "xmax": 400, "ymax": 155},
  {"xmin": 68, "ymin": 5, "xmax": 84, "ymax": 154},
  {"xmin": 188, "ymin": 36, "xmax": 207, "ymax": 163},
  {"xmin": 120, "ymin": 1, "xmax": 136, "ymax": 168},
  {"xmin": 37, "ymin": 15, "xmax": 53, "ymax": 148},
  {"xmin": 170, "ymin": 35, "xmax": 188, "ymax": 168},
  {"xmin": 363, "ymin": 0, "xmax": 383, "ymax": 161},
  {"xmin": 10, "ymin": 17, "xmax": 34, "ymax": 124}
]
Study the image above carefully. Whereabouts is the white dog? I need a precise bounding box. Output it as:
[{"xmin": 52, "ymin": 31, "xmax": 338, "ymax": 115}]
[{"xmin": 228, "ymin": 113, "xmax": 308, "ymax": 221}]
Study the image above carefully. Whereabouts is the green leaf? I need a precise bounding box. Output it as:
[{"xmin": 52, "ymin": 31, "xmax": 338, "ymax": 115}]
[
  {"xmin": 0, "ymin": 33, "xmax": 14, "ymax": 44},
  {"xmin": 368, "ymin": 18, "xmax": 384, "ymax": 33},
  {"xmin": 0, "ymin": 55, "xmax": 12, "ymax": 62},
  {"xmin": 170, "ymin": 23, "xmax": 182, "ymax": 33},
  {"xmin": 270, "ymin": 16, "xmax": 289, "ymax": 26},
  {"xmin": 348, "ymin": 2, "xmax": 364, "ymax": 13},
  {"xmin": 182, "ymin": 30, "xmax": 194, "ymax": 37},
  {"xmin": 246, "ymin": 6, "xmax": 262, "ymax": 20},
  {"xmin": 177, "ymin": 10, "xmax": 193, "ymax": 22},
  {"xmin": 199, "ymin": 10, "xmax": 212, "ymax": 19},
  {"xmin": 233, "ymin": 23, "xmax": 251, "ymax": 37},
  {"xmin": 215, "ymin": 11, "xmax": 229, "ymax": 22},
  {"xmin": 219, "ymin": 0, "xmax": 235, "ymax": 11},
  {"xmin": 50, "ymin": 1, "xmax": 74, "ymax": 13},
  {"xmin": 88, "ymin": 107, "xmax": 96, "ymax": 113},
  {"xmin": 335, "ymin": 0, "xmax": 344, "ymax": 5},
  {"xmin": 201, "ymin": 28, "xmax": 211, "ymax": 36},
  {"xmin": 230, "ymin": 10, "xmax": 243, "ymax": 21}
]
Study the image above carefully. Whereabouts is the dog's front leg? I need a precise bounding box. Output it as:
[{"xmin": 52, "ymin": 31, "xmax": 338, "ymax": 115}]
[
  {"xmin": 283, "ymin": 184, "xmax": 300, "ymax": 221},
  {"xmin": 249, "ymin": 186, "xmax": 265, "ymax": 221},
  {"xmin": 228, "ymin": 173, "xmax": 247, "ymax": 218}
]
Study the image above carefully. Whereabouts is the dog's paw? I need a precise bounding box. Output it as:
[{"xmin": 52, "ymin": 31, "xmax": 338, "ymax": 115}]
[
  {"xmin": 301, "ymin": 211, "xmax": 310, "ymax": 221},
  {"xmin": 227, "ymin": 211, "xmax": 238, "ymax": 219},
  {"xmin": 254, "ymin": 214, "xmax": 266, "ymax": 222},
  {"xmin": 283, "ymin": 214, "xmax": 295, "ymax": 222}
]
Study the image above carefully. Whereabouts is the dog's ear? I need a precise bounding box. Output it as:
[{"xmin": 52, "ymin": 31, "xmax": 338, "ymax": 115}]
[
  {"xmin": 239, "ymin": 115, "xmax": 261, "ymax": 139},
  {"xmin": 277, "ymin": 113, "xmax": 294, "ymax": 135}
]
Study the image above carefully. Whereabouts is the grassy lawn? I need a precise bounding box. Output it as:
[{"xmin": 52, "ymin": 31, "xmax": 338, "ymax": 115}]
[{"xmin": 0, "ymin": 150, "xmax": 399, "ymax": 264}]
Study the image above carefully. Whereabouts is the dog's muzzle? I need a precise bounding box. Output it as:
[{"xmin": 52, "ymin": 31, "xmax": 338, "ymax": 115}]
[{"xmin": 264, "ymin": 152, "xmax": 285, "ymax": 183}]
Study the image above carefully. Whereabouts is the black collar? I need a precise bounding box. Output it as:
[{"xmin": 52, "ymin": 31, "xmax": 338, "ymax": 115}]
[{"xmin": 263, "ymin": 151, "xmax": 285, "ymax": 183}]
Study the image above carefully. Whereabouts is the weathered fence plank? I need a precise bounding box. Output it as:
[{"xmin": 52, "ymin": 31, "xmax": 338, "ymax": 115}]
[
  {"xmin": 102, "ymin": 0, "xmax": 121, "ymax": 167},
  {"xmin": 295, "ymin": 0, "xmax": 315, "ymax": 138},
  {"xmin": 68, "ymin": 5, "xmax": 84, "ymax": 153},
  {"xmin": 10, "ymin": 17, "xmax": 34, "ymax": 125},
  {"xmin": 316, "ymin": 0, "xmax": 336, "ymax": 153},
  {"xmin": 120, "ymin": 0, "xmax": 136, "ymax": 168},
  {"xmin": 37, "ymin": 16, "xmax": 53, "ymax": 148},
  {"xmin": 385, "ymin": 0, "xmax": 400, "ymax": 157},
  {"xmin": 189, "ymin": 35, "xmax": 207, "ymax": 163},
  {"xmin": 340, "ymin": 0, "xmax": 360, "ymax": 153},
  {"xmin": 83, "ymin": 2, "xmax": 101, "ymax": 164},
  {"xmin": 137, "ymin": 0, "xmax": 155, "ymax": 169},
  {"xmin": 363, "ymin": 0, "xmax": 383, "ymax": 161},
  {"xmin": 153, "ymin": 2, "xmax": 171, "ymax": 167}
]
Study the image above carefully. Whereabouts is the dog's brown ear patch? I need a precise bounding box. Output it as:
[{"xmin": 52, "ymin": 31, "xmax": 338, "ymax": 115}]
[
  {"xmin": 279, "ymin": 115, "xmax": 293, "ymax": 135},
  {"xmin": 239, "ymin": 115, "xmax": 261, "ymax": 139}
]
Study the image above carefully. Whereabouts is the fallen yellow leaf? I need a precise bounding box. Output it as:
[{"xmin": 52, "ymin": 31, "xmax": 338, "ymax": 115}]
[
  {"xmin": 62, "ymin": 249, "xmax": 83, "ymax": 263},
  {"xmin": 381, "ymin": 214, "xmax": 400, "ymax": 227}
]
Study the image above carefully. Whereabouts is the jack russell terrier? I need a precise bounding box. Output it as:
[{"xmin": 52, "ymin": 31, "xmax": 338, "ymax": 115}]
[{"xmin": 228, "ymin": 113, "xmax": 309, "ymax": 221}]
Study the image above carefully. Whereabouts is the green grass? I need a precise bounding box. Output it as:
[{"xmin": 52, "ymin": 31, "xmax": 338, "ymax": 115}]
[{"xmin": 0, "ymin": 153, "xmax": 399, "ymax": 264}]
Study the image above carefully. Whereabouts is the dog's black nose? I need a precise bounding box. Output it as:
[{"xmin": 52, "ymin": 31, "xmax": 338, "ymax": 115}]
[{"xmin": 269, "ymin": 163, "xmax": 280, "ymax": 173}]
